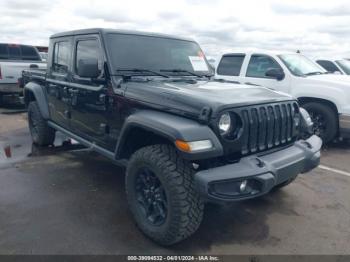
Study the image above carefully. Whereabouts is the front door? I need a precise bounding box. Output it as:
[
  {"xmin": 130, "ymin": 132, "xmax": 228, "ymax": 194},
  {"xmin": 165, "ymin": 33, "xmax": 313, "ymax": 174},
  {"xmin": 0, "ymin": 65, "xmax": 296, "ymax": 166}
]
[
  {"xmin": 244, "ymin": 54, "xmax": 290, "ymax": 93},
  {"xmin": 69, "ymin": 35, "xmax": 115, "ymax": 149}
]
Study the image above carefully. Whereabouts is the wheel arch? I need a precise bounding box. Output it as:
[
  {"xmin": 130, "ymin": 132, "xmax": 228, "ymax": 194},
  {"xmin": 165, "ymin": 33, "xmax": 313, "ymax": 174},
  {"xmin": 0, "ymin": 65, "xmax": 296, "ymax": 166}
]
[
  {"xmin": 115, "ymin": 110, "xmax": 223, "ymax": 160},
  {"xmin": 24, "ymin": 82, "xmax": 50, "ymax": 119},
  {"xmin": 298, "ymin": 97, "xmax": 339, "ymax": 116}
]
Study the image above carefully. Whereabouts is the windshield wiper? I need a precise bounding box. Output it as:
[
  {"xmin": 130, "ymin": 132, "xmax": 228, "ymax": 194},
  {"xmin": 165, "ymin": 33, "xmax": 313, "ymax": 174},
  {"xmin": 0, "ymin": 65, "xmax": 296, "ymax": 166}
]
[
  {"xmin": 160, "ymin": 69, "xmax": 204, "ymax": 78},
  {"xmin": 304, "ymin": 71, "xmax": 323, "ymax": 76},
  {"xmin": 115, "ymin": 68, "xmax": 169, "ymax": 78}
]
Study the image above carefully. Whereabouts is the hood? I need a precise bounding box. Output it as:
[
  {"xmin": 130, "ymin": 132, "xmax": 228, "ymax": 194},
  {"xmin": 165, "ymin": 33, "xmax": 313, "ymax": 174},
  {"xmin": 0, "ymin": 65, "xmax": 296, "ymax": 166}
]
[
  {"xmin": 124, "ymin": 79, "xmax": 295, "ymax": 119},
  {"xmin": 306, "ymin": 74, "xmax": 350, "ymax": 86}
]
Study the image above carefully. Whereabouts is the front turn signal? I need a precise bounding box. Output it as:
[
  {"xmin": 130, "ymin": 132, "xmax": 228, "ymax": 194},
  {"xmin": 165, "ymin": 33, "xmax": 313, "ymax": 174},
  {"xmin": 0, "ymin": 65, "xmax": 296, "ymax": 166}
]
[{"xmin": 175, "ymin": 139, "xmax": 213, "ymax": 153}]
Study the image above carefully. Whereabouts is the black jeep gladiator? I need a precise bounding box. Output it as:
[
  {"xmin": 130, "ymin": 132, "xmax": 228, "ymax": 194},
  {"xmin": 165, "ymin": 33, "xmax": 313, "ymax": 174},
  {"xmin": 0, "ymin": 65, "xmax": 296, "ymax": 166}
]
[{"xmin": 22, "ymin": 28, "xmax": 322, "ymax": 245}]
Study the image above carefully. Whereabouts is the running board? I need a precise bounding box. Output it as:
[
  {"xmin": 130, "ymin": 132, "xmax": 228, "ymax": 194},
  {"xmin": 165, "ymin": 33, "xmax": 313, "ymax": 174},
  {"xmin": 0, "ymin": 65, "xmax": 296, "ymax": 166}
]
[{"xmin": 48, "ymin": 121, "xmax": 127, "ymax": 167}]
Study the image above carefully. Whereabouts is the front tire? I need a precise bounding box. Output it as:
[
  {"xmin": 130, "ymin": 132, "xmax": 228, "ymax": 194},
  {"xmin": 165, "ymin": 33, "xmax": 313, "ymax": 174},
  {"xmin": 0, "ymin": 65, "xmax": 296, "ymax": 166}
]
[
  {"xmin": 126, "ymin": 144, "xmax": 204, "ymax": 246},
  {"xmin": 302, "ymin": 102, "xmax": 338, "ymax": 143},
  {"xmin": 28, "ymin": 101, "xmax": 55, "ymax": 146}
]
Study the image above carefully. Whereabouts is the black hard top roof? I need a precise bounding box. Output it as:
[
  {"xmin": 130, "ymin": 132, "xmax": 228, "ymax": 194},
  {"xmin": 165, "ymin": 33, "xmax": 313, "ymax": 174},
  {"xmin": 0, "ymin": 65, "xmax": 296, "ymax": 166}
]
[{"xmin": 50, "ymin": 28, "xmax": 194, "ymax": 42}]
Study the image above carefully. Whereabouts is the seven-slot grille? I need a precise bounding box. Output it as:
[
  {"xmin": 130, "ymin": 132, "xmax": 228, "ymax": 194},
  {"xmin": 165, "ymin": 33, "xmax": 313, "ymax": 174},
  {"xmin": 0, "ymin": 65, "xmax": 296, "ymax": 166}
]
[{"xmin": 239, "ymin": 102, "xmax": 299, "ymax": 155}]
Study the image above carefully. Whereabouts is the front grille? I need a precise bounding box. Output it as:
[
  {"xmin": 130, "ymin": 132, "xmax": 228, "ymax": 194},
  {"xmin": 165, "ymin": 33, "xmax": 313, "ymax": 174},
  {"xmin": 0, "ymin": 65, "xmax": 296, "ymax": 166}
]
[{"xmin": 239, "ymin": 102, "xmax": 299, "ymax": 155}]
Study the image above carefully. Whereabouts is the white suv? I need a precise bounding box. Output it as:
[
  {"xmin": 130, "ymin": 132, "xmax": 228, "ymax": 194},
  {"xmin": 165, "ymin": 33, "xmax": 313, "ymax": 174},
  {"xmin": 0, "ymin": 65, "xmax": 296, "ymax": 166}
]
[{"xmin": 215, "ymin": 51, "xmax": 350, "ymax": 143}]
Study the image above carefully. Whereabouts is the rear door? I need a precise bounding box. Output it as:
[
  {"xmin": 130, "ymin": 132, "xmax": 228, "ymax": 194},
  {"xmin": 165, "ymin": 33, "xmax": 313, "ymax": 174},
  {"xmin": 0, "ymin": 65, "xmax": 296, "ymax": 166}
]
[{"xmin": 46, "ymin": 38, "xmax": 73, "ymax": 129}]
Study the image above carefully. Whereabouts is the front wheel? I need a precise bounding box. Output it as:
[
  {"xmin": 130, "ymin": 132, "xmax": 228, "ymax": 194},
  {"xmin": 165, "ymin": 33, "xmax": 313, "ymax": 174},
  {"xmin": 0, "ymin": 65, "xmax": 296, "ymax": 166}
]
[
  {"xmin": 126, "ymin": 144, "xmax": 204, "ymax": 245},
  {"xmin": 302, "ymin": 102, "xmax": 338, "ymax": 143},
  {"xmin": 28, "ymin": 101, "xmax": 55, "ymax": 146}
]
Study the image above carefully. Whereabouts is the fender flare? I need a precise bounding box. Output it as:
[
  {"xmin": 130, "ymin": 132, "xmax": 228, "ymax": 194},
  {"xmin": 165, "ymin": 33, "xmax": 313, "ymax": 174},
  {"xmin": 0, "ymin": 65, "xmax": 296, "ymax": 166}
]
[
  {"xmin": 24, "ymin": 82, "xmax": 50, "ymax": 119},
  {"xmin": 115, "ymin": 110, "xmax": 223, "ymax": 160}
]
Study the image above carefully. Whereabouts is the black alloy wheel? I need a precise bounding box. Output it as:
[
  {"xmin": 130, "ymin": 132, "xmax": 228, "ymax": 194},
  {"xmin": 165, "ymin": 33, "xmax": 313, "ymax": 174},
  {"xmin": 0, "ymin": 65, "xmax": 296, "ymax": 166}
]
[
  {"xmin": 302, "ymin": 102, "xmax": 338, "ymax": 143},
  {"xmin": 135, "ymin": 168, "xmax": 167, "ymax": 226}
]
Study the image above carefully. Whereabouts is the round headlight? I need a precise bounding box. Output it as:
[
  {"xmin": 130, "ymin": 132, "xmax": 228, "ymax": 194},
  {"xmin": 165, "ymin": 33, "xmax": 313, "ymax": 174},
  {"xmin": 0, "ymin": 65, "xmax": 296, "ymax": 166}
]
[{"xmin": 218, "ymin": 112, "xmax": 231, "ymax": 134}]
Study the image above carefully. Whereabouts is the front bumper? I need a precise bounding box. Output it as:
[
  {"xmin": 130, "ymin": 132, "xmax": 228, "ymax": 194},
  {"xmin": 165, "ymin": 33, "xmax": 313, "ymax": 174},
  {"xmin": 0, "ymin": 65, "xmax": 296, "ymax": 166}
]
[
  {"xmin": 194, "ymin": 135, "xmax": 322, "ymax": 202},
  {"xmin": 339, "ymin": 114, "xmax": 350, "ymax": 139}
]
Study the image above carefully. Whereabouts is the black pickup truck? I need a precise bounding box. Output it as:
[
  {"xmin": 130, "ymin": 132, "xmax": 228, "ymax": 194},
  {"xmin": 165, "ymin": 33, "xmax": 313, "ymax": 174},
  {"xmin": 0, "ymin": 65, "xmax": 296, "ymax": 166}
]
[{"xmin": 22, "ymin": 28, "xmax": 322, "ymax": 245}]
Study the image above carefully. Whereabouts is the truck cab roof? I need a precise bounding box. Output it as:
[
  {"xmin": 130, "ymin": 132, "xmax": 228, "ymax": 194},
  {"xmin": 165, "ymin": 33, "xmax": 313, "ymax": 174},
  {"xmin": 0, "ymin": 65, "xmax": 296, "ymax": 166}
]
[{"xmin": 50, "ymin": 28, "xmax": 194, "ymax": 42}]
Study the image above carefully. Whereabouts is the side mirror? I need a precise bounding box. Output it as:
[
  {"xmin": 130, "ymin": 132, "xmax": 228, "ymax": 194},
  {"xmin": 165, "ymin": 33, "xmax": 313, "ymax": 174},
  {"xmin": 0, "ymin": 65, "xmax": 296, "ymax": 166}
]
[
  {"xmin": 77, "ymin": 58, "xmax": 99, "ymax": 78},
  {"xmin": 265, "ymin": 68, "xmax": 285, "ymax": 81}
]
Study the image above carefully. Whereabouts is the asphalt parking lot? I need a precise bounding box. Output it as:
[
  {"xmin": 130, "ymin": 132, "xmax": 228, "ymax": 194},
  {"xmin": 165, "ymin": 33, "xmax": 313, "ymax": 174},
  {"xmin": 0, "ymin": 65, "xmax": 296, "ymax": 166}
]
[{"xmin": 0, "ymin": 106, "xmax": 350, "ymax": 255}]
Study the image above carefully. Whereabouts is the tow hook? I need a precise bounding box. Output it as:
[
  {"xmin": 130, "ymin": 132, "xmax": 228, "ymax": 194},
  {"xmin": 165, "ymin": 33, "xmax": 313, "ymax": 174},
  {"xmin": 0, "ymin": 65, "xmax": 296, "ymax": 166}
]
[{"xmin": 255, "ymin": 158, "xmax": 265, "ymax": 168}]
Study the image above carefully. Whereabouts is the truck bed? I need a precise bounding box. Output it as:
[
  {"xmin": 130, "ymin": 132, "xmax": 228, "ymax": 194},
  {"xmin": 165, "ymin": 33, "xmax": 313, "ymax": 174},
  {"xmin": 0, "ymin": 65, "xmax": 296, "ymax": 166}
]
[{"xmin": 22, "ymin": 68, "xmax": 47, "ymax": 87}]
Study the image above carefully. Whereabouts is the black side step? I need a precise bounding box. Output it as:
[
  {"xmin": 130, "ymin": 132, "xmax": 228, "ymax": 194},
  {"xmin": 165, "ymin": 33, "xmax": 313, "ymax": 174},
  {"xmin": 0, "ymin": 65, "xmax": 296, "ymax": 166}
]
[{"xmin": 48, "ymin": 121, "xmax": 127, "ymax": 167}]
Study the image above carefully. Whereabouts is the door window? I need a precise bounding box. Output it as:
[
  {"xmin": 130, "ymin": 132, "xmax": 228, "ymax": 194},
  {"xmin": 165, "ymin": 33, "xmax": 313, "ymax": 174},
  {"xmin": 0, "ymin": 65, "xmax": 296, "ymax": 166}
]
[
  {"xmin": 8, "ymin": 45, "xmax": 21, "ymax": 60},
  {"xmin": 316, "ymin": 60, "xmax": 340, "ymax": 73},
  {"xmin": 0, "ymin": 44, "xmax": 8, "ymax": 59},
  {"xmin": 217, "ymin": 55, "xmax": 245, "ymax": 76},
  {"xmin": 75, "ymin": 39, "xmax": 102, "ymax": 75},
  {"xmin": 21, "ymin": 45, "xmax": 41, "ymax": 61},
  {"xmin": 53, "ymin": 41, "xmax": 70, "ymax": 74},
  {"xmin": 246, "ymin": 55, "xmax": 281, "ymax": 78}
]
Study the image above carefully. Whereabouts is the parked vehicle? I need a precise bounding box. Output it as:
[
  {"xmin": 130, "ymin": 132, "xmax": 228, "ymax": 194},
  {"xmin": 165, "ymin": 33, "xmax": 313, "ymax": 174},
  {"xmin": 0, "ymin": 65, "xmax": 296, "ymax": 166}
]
[
  {"xmin": 216, "ymin": 51, "xmax": 350, "ymax": 143},
  {"xmin": 0, "ymin": 43, "xmax": 46, "ymax": 104},
  {"xmin": 23, "ymin": 29, "xmax": 321, "ymax": 245},
  {"xmin": 315, "ymin": 58, "xmax": 350, "ymax": 75},
  {"xmin": 39, "ymin": 52, "xmax": 48, "ymax": 62}
]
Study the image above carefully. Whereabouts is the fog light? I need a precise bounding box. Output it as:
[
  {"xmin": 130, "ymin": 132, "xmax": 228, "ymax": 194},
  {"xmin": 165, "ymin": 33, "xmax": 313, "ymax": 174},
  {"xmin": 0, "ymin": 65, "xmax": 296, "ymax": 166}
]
[{"xmin": 240, "ymin": 180, "xmax": 248, "ymax": 192}]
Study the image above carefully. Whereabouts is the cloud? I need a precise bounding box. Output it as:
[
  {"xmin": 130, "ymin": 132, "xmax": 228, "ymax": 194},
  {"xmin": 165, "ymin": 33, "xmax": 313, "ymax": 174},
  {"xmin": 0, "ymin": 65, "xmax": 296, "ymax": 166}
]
[
  {"xmin": 271, "ymin": 2, "xmax": 350, "ymax": 17},
  {"xmin": 0, "ymin": 0, "xmax": 349, "ymax": 58}
]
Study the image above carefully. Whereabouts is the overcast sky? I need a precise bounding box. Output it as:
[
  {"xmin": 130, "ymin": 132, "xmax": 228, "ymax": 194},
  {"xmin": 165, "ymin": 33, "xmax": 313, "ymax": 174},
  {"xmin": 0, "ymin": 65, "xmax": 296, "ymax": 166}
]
[{"xmin": 1, "ymin": 0, "xmax": 350, "ymax": 59}]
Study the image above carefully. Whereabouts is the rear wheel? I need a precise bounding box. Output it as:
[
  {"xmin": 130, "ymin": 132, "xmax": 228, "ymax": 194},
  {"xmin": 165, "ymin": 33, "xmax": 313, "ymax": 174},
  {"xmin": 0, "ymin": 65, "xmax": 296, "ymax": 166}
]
[
  {"xmin": 28, "ymin": 101, "xmax": 55, "ymax": 146},
  {"xmin": 126, "ymin": 144, "xmax": 204, "ymax": 246},
  {"xmin": 302, "ymin": 102, "xmax": 338, "ymax": 143}
]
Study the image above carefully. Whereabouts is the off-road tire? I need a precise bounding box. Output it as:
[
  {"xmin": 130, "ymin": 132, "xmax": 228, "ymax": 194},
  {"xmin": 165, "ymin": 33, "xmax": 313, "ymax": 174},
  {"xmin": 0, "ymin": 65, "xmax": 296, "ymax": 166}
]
[
  {"xmin": 28, "ymin": 101, "xmax": 55, "ymax": 146},
  {"xmin": 126, "ymin": 144, "xmax": 204, "ymax": 246},
  {"xmin": 302, "ymin": 102, "xmax": 338, "ymax": 143}
]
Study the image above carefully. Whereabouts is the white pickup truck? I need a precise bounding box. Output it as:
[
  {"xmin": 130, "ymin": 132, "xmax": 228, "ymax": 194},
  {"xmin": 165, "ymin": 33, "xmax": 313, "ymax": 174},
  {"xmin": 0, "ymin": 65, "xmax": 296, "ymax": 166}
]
[
  {"xmin": 0, "ymin": 43, "xmax": 46, "ymax": 104},
  {"xmin": 215, "ymin": 51, "xmax": 350, "ymax": 143}
]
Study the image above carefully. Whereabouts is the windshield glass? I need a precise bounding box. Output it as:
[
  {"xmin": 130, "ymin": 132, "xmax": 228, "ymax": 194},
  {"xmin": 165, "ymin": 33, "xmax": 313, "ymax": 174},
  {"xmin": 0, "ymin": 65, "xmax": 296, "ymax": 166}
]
[
  {"xmin": 335, "ymin": 60, "xmax": 350, "ymax": 75},
  {"xmin": 105, "ymin": 33, "xmax": 213, "ymax": 77},
  {"xmin": 278, "ymin": 54, "xmax": 326, "ymax": 76}
]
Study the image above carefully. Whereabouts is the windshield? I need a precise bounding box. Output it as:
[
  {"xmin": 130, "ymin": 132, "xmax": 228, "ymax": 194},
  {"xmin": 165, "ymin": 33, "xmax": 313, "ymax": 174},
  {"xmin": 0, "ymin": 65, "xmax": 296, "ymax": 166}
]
[
  {"xmin": 278, "ymin": 54, "xmax": 326, "ymax": 76},
  {"xmin": 335, "ymin": 60, "xmax": 350, "ymax": 75},
  {"xmin": 105, "ymin": 33, "xmax": 213, "ymax": 77}
]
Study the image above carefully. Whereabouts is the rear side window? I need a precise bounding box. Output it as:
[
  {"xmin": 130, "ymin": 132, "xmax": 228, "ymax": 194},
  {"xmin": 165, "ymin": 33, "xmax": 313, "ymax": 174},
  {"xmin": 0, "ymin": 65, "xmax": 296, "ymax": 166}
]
[
  {"xmin": 53, "ymin": 41, "xmax": 70, "ymax": 74},
  {"xmin": 217, "ymin": 55, "xmax": 245, "ymax": 76},
  {"xmin": 316, "ymin": 60, "xmax": 340, "ymax": 73},
  {"xmin": 75, "ymin": 39, "xmax": 102, "ymax": 74},
  {"xmin": 0, "ymin": 44, "xmax": 8, "ymax": 59},
  {"xmin": 0, "ymin": 44, "xmax": 41, "ymax": 60},
  {"xmin": 8, "ymin": 45, "xmax": 21, "ymax": 59},
  {"xmin": 246, "ymin": 55, "xmax": 281, "ymax": 78}
]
